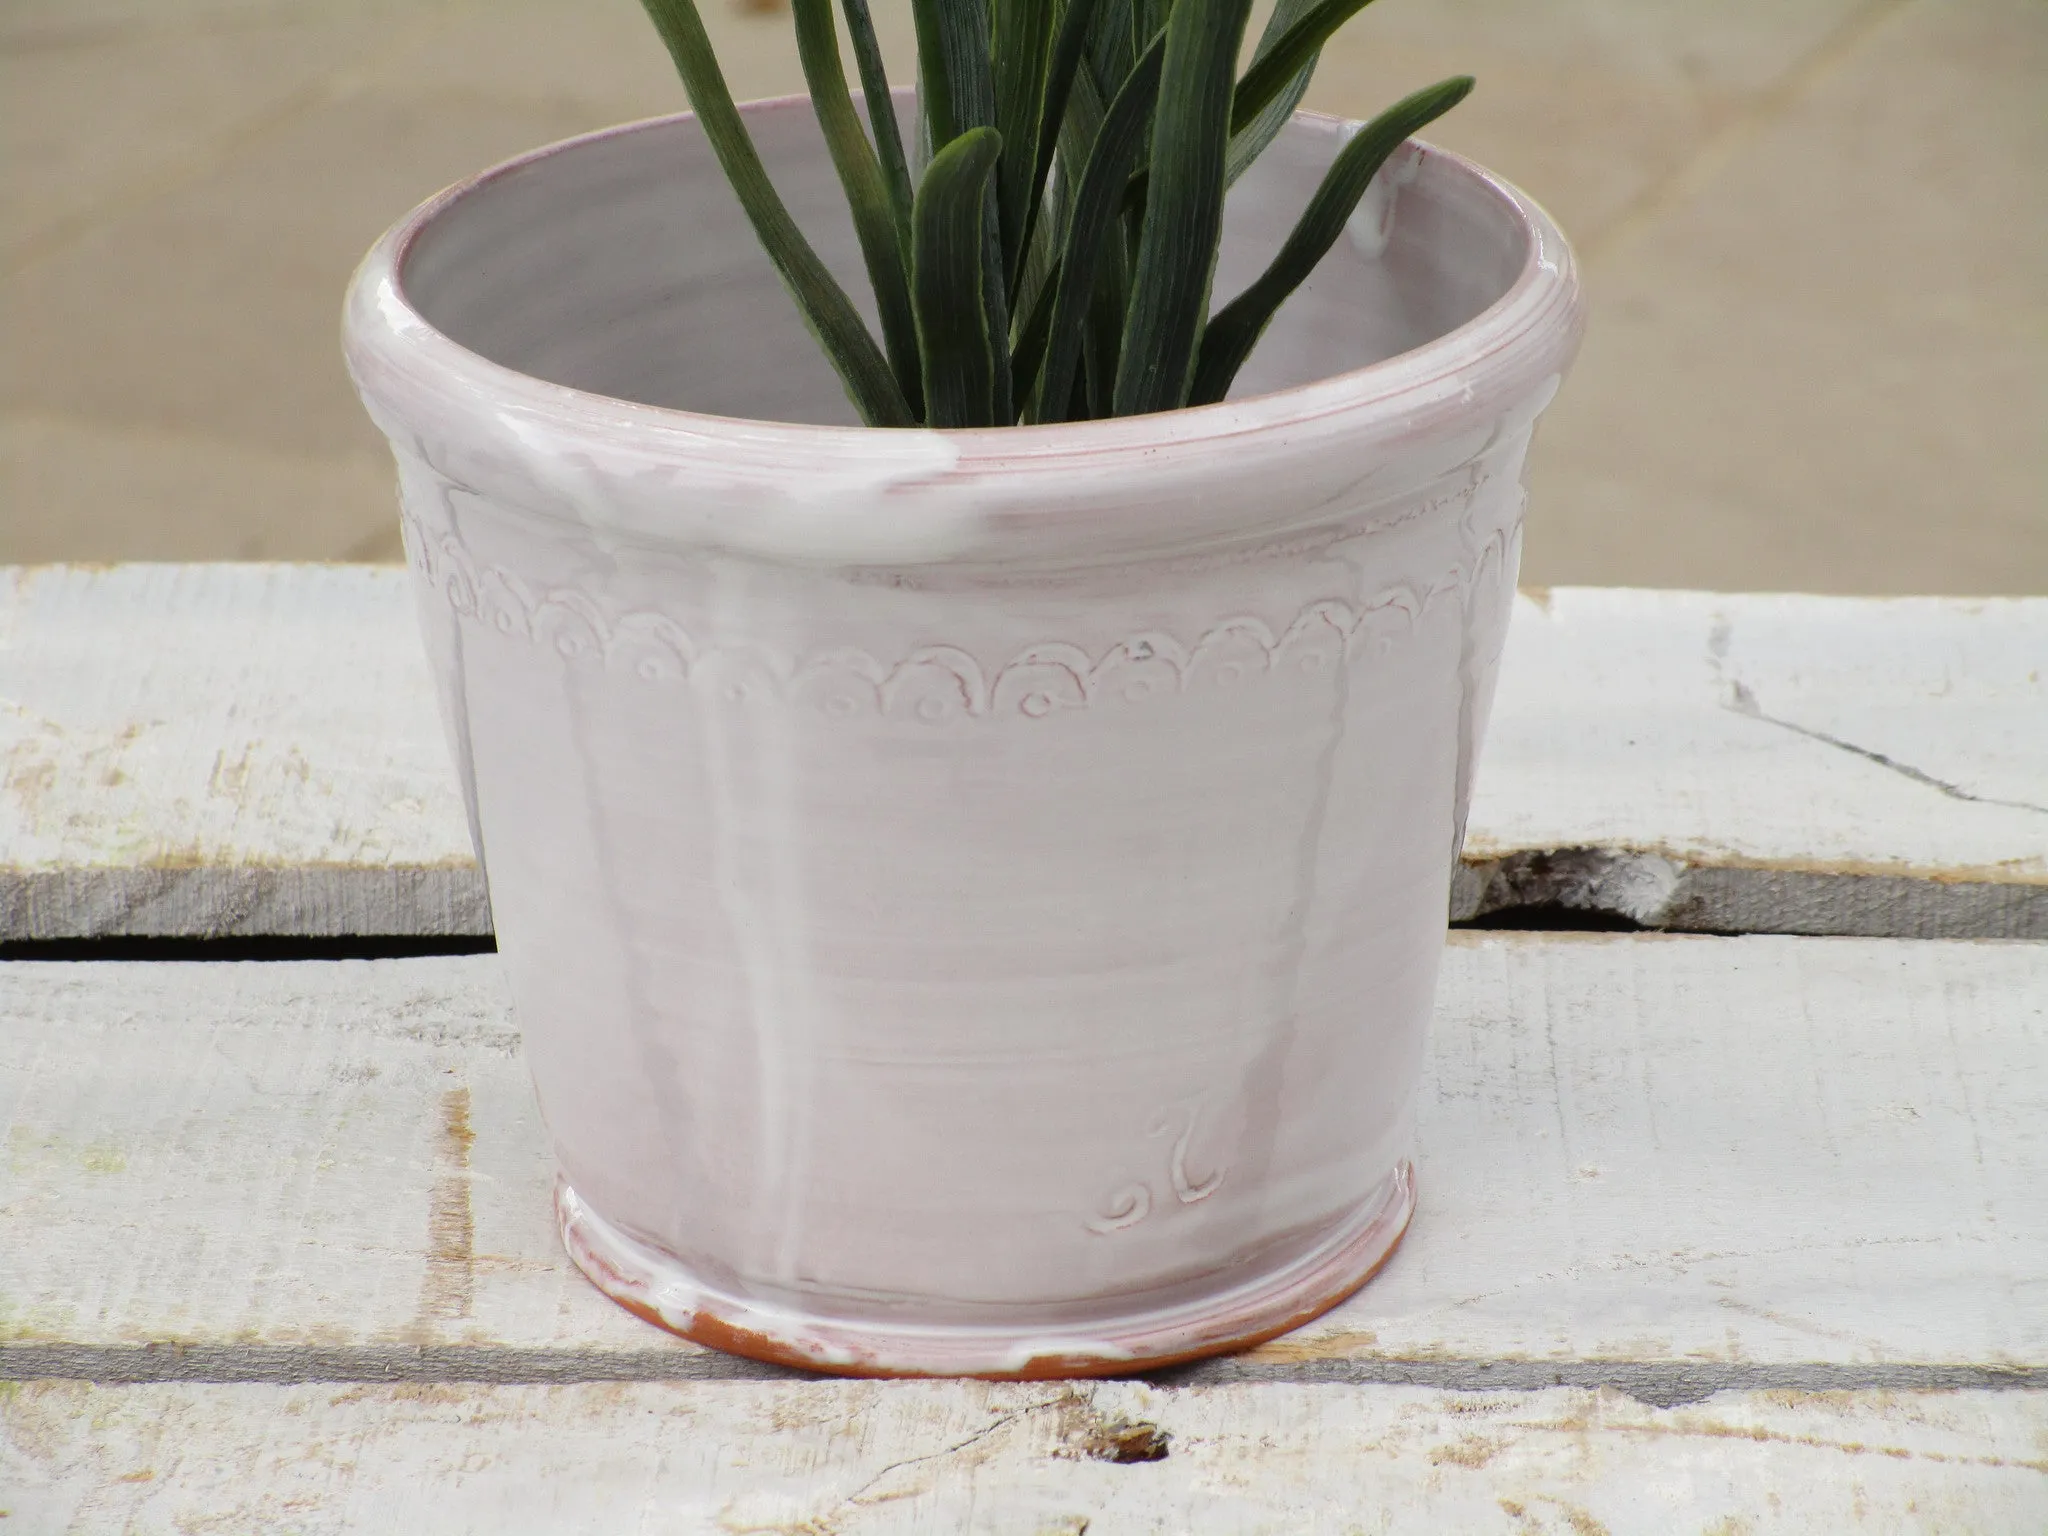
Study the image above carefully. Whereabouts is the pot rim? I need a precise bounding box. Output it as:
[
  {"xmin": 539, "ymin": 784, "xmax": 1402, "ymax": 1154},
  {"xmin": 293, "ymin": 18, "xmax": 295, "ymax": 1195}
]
[{"xmin": 344, "ymin": 96, "xmax": 1583, "ymax": 567}]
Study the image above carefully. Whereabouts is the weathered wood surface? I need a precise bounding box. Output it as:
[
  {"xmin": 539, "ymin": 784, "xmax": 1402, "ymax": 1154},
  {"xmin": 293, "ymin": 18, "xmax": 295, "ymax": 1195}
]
[
  {"xmin": 5, "ymin": 934, "xmax": 2042, "ymax": 1399},
  {"xmin": 3, "ymin": 564, "xmax": 2043, "ymax": 941},
  {"xmin": 0, "ymin": 564, "xmax": 482, "ymax": 941},
  {"xmin": 1462, "ymin": 588, "xmax": 2048, "ymax": 937},
  {"xmin": 7, "ymin": 1380, "xmax": 2042, "ymax": 1534}
]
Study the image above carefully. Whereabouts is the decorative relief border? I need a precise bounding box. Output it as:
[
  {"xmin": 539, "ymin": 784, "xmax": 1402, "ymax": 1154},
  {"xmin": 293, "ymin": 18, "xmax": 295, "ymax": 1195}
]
[{"xmin": 400, "ymin": 507, "xmax": 1519, "ymax": 724}]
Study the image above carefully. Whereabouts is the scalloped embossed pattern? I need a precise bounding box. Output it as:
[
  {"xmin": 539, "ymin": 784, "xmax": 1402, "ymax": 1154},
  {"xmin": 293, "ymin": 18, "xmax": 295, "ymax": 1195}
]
[{"xmin": 399, "ymin": 505, "xmax": 1523, "ymax": 724}]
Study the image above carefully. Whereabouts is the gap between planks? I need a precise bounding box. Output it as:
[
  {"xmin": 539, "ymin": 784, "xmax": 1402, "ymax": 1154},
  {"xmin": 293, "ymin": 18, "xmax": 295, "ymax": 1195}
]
[
  {"xmin": 3, "ymin": 1343, "xmax": 2045, "ymax": 1410},
  {"xmin": 2, "ymin": 566, "xmax": 2043, "ymax": 941}
]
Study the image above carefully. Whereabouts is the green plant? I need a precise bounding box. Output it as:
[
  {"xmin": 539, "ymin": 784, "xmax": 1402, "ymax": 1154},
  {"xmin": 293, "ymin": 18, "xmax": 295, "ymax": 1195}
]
[{"xmin": 638, "ymin": 0, "xmax": 1470, "ymax": 428}]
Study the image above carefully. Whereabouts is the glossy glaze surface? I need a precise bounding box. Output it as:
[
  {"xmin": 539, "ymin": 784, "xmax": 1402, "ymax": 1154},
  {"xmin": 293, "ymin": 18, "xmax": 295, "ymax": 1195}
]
[{"xmin": 344, "ymin": 98, "xmax": 1581, "ymax": 1373}]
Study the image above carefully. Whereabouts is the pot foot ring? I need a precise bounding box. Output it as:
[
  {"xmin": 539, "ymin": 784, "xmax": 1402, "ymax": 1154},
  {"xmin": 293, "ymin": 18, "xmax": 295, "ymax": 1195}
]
[{"xmin": 556, "ymin": 1164, "xmax": 1415, "ymax": 1379}]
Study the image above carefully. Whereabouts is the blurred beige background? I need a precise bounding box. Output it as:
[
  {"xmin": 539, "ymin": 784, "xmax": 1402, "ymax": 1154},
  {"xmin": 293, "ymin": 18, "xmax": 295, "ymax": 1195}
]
[{"xmin": 3, "ymin": 0, "xmax": 2042, "ymax": 591}]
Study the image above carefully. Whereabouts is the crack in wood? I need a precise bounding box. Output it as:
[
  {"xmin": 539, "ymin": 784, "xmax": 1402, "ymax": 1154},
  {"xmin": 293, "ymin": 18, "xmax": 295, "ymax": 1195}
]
[
  {"xmin": 833, "ymin": 1395, "xmax": 1073, "ymax": 1513},
  {"xmin": 1725, "ymin": 681, "xmax": 2048, "ymax": 818}
]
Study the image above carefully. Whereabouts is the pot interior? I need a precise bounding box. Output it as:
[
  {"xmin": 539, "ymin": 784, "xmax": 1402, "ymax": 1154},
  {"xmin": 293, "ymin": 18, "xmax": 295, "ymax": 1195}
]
[{"xmin": 399, "ymin": 98, "xmax": 1530, "ymax": 428}]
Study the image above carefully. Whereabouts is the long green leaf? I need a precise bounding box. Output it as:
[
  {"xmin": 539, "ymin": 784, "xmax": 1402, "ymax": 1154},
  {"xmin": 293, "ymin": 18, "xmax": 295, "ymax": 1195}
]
[
  {"xmin": 992, "ymin": 0, "xmax": 1055, "ymax": 283},
  {"xmin": 792, "ymin": 0, "xmax": 923, "ymax": 419},
  {"xmin": 1060, "ymin": 31, "xmax": 1111, "ymax": 173},
  {"xmin": 1133, "ymin": 0, "xmax": 1170, "ymax": 60},
  {"xmin": 1226, "ymin": 0, "xmax": 1320, "ymax": 186},
  {"xmin": 638, "ymin": 0, "xmax": 912, "ymax": 426},
  {"xmin": 1008, "ymin": 264, "xmax": 1059, "ymax": 408},
  {"xmin": 1006, "ymin": 25, "xmax": 1120, "ymax": 406},
  {"xmin": 913, "ymin": 127, "xmax": 1005, "ymax": 428},
  {"xmin": 1112, "ymin": 0, "xmax": 1252, "ymax": 417},
  {"xmin": 1081, "ymin": 248, "xmax": 1126, "ymax": 416},
  {"xmin": 1189, "ymin": 76, "xmax": 1474, "ymax": 407},
  {"xmin": 839, "ymin": 0, "xmax": 914, "ymax": 247},
  {"xmin": 1031, "ymin": 35, "xmax": 1165, "ymax": 424},
  {"xmin": 1055, "ymin": 49, "xmax": 1131, "ymax": 417},
  {"xmin": 911, "ymin": 0, "xmax": 1001, "ymax": 421},
  {"xmin": 1011, "ymin": 130, "xmax": 1066, "ymax": 338},
  {"xmin": 1086, "ymin": 0, "xmax": 1135, "ymax": 93},
  {"xmin": 1122, "ymin": 0, "xmax": 1417, "ymax": 238},
  {"xmin": 910, "ymin": 0, "xmax": 996, "ymax": 146},
  {"xmin": 1009, "ymin": 0, "xmax": 1103, "ymax": 294},
  {"xmin": 982, "ymin": 180, "xmax": 1015, "ymax": 423},
  {"xmin": 1231, "ymin": 0, "xmax": 1385, "ymax": 134}
]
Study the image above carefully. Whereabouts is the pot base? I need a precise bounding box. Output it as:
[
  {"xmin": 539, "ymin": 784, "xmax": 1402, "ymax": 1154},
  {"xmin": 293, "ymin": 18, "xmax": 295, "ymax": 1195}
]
[{"xmin": 556, "ymin": 1163, "xmax": 1415, "ymax": 1378}]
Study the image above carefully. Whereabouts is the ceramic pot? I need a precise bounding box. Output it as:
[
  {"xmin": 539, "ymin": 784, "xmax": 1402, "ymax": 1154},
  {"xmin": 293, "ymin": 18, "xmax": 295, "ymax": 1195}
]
[{"xmin": 344, "ymin": 95, "xmax": 1581, "ymax": 1377}]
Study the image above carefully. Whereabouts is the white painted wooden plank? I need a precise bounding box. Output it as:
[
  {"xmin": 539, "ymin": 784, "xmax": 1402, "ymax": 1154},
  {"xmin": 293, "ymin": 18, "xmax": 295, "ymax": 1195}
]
[
  {"xmin": 5, "ymin": 935, "xmax": 2043, "ymax": 1394},
  {"xmin": 0, "ymin": 564, "xmax": 487, "ymax": 940},
  {"xmin": 1457, "ymin": 588, "xmax": 2048, "ymax": 937},
  {"xmin": 4, "ymin": 568, "xmax": 2042, "ymax": 940},
  {"xmin": 6, "ymin": 1380, "xmax": 2041, "ymax": 1535}
]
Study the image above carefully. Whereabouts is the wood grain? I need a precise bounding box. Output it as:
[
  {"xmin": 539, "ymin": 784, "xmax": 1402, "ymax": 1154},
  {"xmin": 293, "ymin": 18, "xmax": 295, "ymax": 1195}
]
[
  {"xmin": 4, "ymin": 934, "xmax": 2042, "ymax": 1399},
  {"xmin": 6, "ymin": 1380, "xmax": 2041, "ymax": 1533},
  {"xmin": 4, "ymin": 566, "xmax": 2041, "ymax": 941}
]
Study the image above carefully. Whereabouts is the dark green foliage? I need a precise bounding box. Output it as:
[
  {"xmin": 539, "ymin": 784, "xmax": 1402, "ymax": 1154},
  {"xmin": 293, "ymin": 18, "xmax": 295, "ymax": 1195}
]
[
  {"xmin": 1113, "ymin": 0, "xmax": 1251, "ymax": 417},
  {"xmin": 1231, "ymin": 0, "xmax": 1394, "ymax": 134},
  {"xmin": 912, "ymin": 127, "xmax": 1004, "ymax": 427},
  {"xmin": 790, "ymin": 0, "xmax": 921, "ymax": 416},
  {"xmin": 636, "ymin": 0, "xmax": 912, "ymax": 425},
  {"xmin": 837, "ymin": 0, "xmax": 913, "ymax": 247},
  {"xmin": 1190, "ymin": 75, "xmax": 1475, "ymax": 406},
  {"xmin": 1030, "ymin": 32, "xmax": 1163, "ymax": 424},
  {"xmin": 991, "ymin": 0, "xmax": 1055, "ymax": 279},
  {"xmin": 1009, "ymin": 0, "xmax": 1103, "ymax": 294},
  {"xmin": 1227, "ymin": 0, "xmax": 1322, "ymax": 187},
  {"xmin": 638, "ymin": 0, "xmax": 1471, "ymax": 427},
  {"xmin": 911, "ymin": 0, "xmax": 995, "ymax": 143}
]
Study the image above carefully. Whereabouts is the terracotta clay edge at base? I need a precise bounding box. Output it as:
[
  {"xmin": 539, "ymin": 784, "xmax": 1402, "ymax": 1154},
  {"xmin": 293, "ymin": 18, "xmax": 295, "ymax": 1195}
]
[{"xmin": 555, "ymin": 1165, "xmax": 1416, "ymax": 1380}]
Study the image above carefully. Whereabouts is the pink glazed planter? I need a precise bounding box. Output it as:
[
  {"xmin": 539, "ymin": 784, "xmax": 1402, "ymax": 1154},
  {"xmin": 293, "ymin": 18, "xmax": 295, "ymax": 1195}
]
[{"xmin": 344, "ymin": 95, "xmax": 1582, "ymax": 1378}]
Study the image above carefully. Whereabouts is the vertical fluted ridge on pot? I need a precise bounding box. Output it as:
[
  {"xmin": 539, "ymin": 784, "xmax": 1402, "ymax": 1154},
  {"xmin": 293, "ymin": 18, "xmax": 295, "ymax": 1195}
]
[{"xmin": 344, "ymin": 99, "xmax": 1581, "ymax": 1374}]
